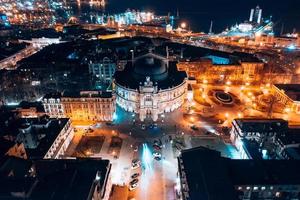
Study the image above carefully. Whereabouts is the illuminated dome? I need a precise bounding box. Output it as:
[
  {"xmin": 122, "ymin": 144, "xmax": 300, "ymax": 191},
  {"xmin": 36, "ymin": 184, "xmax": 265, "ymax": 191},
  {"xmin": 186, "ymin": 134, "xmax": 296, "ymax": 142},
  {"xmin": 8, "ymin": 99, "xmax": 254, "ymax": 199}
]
[
  {"xmin": 133, "ymin": 56, "xmax": 168, "ymax": 81},
  {"xmin": 114, "ymin": 52, "xmax": 188, "ymax": 122},
  {"xmin": 114, "ymin": 53, "xmax": 187, "ymax": 90}
]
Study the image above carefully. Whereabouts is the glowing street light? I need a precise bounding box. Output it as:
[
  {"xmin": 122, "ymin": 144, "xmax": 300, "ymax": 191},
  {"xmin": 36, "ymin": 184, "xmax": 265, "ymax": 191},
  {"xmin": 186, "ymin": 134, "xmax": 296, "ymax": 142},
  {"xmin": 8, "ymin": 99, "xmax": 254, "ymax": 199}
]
[
  {"xmin": 190, "ymin": 116, "xmax": 195, "ymax": 122},
  {"xmin": 180, "ymin": 22, "xmax": 187, "ymax": 29},
  {"xmin": 237, "ymin": 112, "xmax": 243, "ymax": 118}
]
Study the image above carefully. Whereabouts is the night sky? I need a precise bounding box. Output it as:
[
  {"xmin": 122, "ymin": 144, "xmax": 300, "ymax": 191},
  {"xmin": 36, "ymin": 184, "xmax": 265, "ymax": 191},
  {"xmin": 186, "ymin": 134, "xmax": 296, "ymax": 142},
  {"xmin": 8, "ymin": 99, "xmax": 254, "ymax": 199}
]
[{"xmin": 106, "ymin": 0, "xmax": 300, "ymax": 34}]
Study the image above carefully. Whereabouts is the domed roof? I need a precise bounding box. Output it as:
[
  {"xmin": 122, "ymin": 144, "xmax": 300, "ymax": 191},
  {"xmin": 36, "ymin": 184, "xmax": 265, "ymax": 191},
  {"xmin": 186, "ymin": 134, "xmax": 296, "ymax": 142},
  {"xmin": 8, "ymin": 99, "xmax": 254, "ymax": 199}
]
[{"xmin": 133, "ymin": 56, "xmax": 168, "ymax": 81}]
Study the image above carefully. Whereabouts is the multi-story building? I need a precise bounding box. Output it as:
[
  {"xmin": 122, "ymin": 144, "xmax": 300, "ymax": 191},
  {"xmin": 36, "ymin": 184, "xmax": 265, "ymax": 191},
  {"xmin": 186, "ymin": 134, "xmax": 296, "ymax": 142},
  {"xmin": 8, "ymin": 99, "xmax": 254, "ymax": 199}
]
[
  {"xmin": 62, "ymin": 91, "xmax": 116, "ymax": 122},
  {"xmin": 42, "ymin": 93, "xmax": 64, "ymax": 118},
  {"xmin": 0, "ymin": 113, "xmax": 74, "ymax": 159},
  {"xmin": 114, "ymin": 53, "xmax": 187, "ymax": 121},
  {"xmin": 230, "ymin": 118, "xmax": 288, "ymax": 159},
  {"xmin": 274, "ymin": 128, "xmax": 300, "ymax": 160},
  {"xmin": 230, "ymin": 118, "xmax": 300, "ymax": 160},
  {"xmin": 43, "ymin": 91, "xmax": 116, "ymax": 122},
  {"xmin": 0, "ymin": 157, "xmax": 112, "ymax": 200},
  {"xmin": 177, "ymin": 147, "xmax": 300, "ymax": 200},
  {"xmin": 271, "ymin": 84, "xmax": 300, "ymax": 114},
  {"xmin": 177, "ymin": 53, "xmax": 264, "ymax": 84},
  {"xmin": 89, "ymin": 57, "xmax": 116, "ymax": 85}
]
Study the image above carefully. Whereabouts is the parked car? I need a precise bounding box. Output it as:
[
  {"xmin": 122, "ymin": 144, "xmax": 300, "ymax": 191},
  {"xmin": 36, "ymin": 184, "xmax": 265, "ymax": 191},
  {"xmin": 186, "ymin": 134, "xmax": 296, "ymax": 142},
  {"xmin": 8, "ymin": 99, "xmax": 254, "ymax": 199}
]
[
  {"xmin": 129, "ymin": 183, "xmax": 138, "ymax": 191},
  {"xmin": 153, "ymin": 151, "xmax": 162, "ymax": 158},
  {"xmin": 131, "ymin": 159, "xmax": 141, "ymax": 169},
  {"xmin": 130, "ymin": 178, "xmax": 139, "ymax": 185},
  {"xmin": 131, "ymin": 173, "xmax": 140, "ymax": 179}
]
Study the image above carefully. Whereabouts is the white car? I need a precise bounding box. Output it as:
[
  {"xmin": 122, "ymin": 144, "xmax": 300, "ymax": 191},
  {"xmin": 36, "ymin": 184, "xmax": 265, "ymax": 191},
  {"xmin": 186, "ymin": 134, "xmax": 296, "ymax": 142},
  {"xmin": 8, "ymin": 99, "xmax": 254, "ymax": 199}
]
[
  {"xmin": 153, "ymin": 152, "xmax": 162, "ymax": 158},
  {"xmin": 129, "ymin": 183, "xmax": 138, "ymax": 191},
  {"xmin": 131, "ymin": 162, "xmax": 140, "ymax": 170},
  {"xmin": 131, "ymin": 159, "xmax": 141, "ymax": 169},
  {"xmin": 141, "ymin": 124, "xmax": 146, "ymax": 130}
]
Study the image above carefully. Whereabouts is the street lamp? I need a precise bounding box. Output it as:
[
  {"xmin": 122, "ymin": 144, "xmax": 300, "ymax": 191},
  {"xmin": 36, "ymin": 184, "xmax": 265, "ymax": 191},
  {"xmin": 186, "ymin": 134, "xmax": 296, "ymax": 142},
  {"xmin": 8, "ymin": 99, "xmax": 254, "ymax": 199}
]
[{"xmin": 180, "ymin": 22, "xmax": 187, "ymax": 29}]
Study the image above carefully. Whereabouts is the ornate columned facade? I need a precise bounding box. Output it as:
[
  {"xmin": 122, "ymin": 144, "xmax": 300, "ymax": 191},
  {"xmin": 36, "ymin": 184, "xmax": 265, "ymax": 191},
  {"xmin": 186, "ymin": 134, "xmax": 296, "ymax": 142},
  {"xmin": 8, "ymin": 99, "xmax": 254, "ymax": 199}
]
[{"xmin": 114, "ymin": 53, "xmax": 187, "ymax": 121}]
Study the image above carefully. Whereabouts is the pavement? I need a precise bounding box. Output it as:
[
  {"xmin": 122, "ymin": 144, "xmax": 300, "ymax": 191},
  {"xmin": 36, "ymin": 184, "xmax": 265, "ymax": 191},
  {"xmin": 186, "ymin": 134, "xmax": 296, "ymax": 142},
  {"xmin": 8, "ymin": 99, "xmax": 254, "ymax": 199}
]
[{"xmin": 61, "ymin": 83, "xmax": 300, "ymax": 199}]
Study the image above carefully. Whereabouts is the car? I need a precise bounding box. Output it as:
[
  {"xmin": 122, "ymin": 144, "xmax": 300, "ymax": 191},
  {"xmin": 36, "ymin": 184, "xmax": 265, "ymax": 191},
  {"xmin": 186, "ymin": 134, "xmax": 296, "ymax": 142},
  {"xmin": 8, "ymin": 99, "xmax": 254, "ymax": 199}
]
[
  {"xmin": 106, "ymin": 122, "xmax": 114, "ymax": 126},
  {"xmin": 190, "ymin": 125, "xmax": 199, "ymax": 130},
  {"xmin": 131, "ymin": 173, "xmax": 140, "ymax": 179},
  {"xmin": 141, "ymin": 124, "xmax": 146, "ymax": 130},
  {"xmin": 153, "ymin": 152, "xmax": 161, "ymax": 158},
  {"xmin": 131, "ymin": 159, "xmax": 141, "ymax": 169},
  {"xmin": 154, "ymin": 156, "xmax": 162, "ymax": 161},
  {"xmin": 132, "ymin": 159, "xmax": 140, "ymax": 165},
  {"xmin": 129, "ymin": 183, "xmax": 138, "ymax": 191},
  {"xmin": 131, "ymin": 163, "xmax": 140, "ymax": 170},
  {"xmin": 205, "ymin": 131, "xmax": 212, "ymax": 135},
  {"xmin": 153, "ymin": 144, "xmax": 162, "ymax": 151},
  {"xmin": 130, "ymin": 178, "xmax": 139, "ymax": 185},
  {"xmin": 153, "ymin": 140, "xmax": 162, "ymax": 147}
]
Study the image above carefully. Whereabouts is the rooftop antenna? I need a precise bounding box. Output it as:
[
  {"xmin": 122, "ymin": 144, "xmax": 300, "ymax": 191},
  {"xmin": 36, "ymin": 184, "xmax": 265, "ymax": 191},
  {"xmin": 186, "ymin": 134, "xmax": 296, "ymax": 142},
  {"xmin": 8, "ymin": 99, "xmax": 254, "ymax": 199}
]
[
  {"xmin": 176, "ymin": 8, "xmax": 179, "ymax": 18},
  {"xmin": 209, "ymin": 20, "xmax": 213, "ymax": 34}
]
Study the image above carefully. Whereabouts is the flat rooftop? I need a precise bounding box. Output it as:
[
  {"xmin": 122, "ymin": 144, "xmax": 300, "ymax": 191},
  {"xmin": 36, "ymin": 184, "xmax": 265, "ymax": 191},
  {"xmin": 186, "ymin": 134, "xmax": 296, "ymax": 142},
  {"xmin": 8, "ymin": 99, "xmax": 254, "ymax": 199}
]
[
  {"xmin": 179, "ymin": 147, "xmax": 300, "ymax": 200},
  {"xmin": 234, "ymin": 118, "xmax": 288, "ymax": 133},
  {"xmin": 0, "ymin": 157, "xmax": 111, "ymax": 200},
  {"xmin": 274, "ymin": 84, "xmax": 300, "ymax": 101}
]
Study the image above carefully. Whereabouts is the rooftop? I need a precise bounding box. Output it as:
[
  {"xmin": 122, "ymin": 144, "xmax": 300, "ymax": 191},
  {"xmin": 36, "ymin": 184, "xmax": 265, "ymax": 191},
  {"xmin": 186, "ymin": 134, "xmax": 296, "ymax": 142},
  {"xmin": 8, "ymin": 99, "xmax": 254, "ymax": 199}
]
[
  {"xmin": 114, "ymin": 53, "xmax": 187, "ymax": 90},
  {"xmin": 0, "ymin": 113, "xmax": 69, "ymax": 159},
  {"xmin": 274, "ymin": 84, "xmax": 300, "ymax": 101},
  {"xmin": 277, "ymin": 128, "xmax": 300, "ymax": 145},
  {"xmin": 62, "ymin": 91, "xmax": 113, "ymax": 98},
  {"xmin": 179, "ymin": 147, "xmax": 300, "ymax": 200},
  {"xmin": 0, "ymin": 157, "xmax": 111, "ymax": 200},
  {"xmin": 234, "ymin": 118, "xmax": 288, "ymax": 133}
]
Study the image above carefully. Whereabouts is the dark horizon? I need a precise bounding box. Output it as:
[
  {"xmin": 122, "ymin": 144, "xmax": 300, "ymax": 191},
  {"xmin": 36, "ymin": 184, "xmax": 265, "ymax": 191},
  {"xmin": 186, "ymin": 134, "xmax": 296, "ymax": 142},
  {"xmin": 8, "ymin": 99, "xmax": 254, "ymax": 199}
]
[{"xmin": 102, "ymin": 0, "xmax": 300, "ymax": 34}]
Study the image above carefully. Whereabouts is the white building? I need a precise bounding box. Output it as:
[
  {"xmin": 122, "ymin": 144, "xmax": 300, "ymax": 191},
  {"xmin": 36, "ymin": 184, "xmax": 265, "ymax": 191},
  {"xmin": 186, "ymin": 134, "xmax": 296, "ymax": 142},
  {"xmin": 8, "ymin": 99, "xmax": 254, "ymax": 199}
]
[
  {"xmin": 114, "ymin": 53, "xmax": 187, "ymax": 121},
  {"xmin": 43, "ymin": 118, "xmax": 74, "ymax": 159},
  {"xmin": 230, "ymin": 118, "xmax": 288, "ymax": 159},
  {"xmin": 19, "ymin": 37, "xmax": 63, "ymax": 48},
  {"xmin": 42, "ymin": 93, "xmax": 64, "ymax": 118}
]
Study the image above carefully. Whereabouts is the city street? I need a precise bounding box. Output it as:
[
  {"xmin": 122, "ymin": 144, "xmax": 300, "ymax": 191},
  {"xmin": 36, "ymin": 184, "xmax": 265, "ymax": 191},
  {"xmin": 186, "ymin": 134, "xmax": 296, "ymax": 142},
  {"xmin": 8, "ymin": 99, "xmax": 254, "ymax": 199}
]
[{"xmin": 64, "ymin": 102, "xmax": 242, "ymax": 200}]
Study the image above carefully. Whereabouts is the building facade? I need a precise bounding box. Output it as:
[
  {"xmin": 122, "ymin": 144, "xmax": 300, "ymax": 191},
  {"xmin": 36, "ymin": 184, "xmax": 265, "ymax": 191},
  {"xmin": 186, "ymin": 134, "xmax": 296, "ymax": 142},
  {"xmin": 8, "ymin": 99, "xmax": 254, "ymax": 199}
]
[
  {"xmin": 177, "ymin": 147, "xmax": 300, "ymax": 200},
  {"xmin": 62, "ymin": 91, "xmax": 116, "ymax": 122},
  {"xmin": 43, "ymin": 93, "xmax": 64, "ymax": 118},
  {"xmin": 177, "ymin": 58, "xmax": 264, "ymax": 84},
  {"xmin": 114, "ymin": 53, "xmax": 187, "ymax": 121},
  {"xmin": 271, "ymin": 84, "xmax": 300, "ymax": 114},
  {"xmin": 43, "ymin": 91, "xmax": 116, "ymax": 122},
  {"xmin": 43, "ymin": 118, "xmax": 74, "ymax": 159},
  {"xmin": 89, "ymin": 57, "xmax": 116, "ymax": 85},
  {"xmin": 230, "ymin": 118, "xmax": 288, "ymax": 159}
]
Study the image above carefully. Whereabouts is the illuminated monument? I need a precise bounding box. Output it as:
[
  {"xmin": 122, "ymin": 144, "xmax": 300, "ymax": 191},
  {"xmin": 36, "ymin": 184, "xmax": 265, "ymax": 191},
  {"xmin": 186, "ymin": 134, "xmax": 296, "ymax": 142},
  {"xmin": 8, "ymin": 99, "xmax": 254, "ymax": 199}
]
[{"xmin": 114, "ymin": 52, "xmax": 187, "ymax": 121}]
